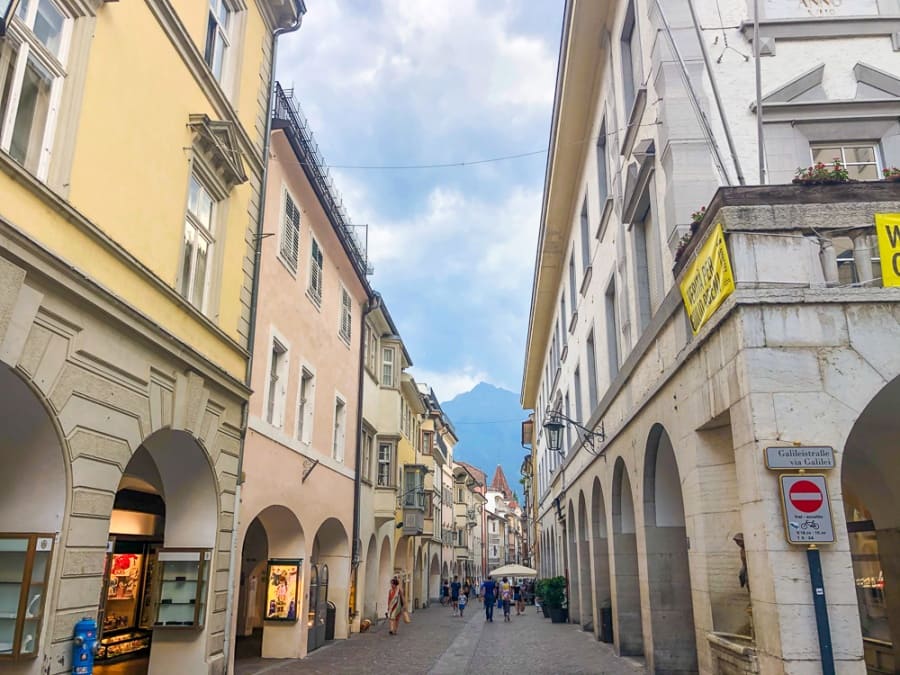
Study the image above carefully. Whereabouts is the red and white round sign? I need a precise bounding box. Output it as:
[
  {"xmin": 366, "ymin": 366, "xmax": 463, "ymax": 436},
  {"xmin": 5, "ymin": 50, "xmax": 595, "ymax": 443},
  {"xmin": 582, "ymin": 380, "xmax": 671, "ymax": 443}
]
[{"xmin": 788, "ymin": 479, "xmax": 824, "ymax": 513}]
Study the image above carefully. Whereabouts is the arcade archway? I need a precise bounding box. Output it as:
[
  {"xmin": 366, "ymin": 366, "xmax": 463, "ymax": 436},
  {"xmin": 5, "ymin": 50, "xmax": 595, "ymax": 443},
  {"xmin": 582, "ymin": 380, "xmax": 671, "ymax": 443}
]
[
  {"xmin": 591, "ymin": 477, "xmax": 612, "ymax": 642},
  {"xmin": 567, "ymin": 500, "xmax": 580, "ymax": 624},
  {"xmin": 643, "ymin": 424, "xmax": 697, "ymax": 672},
  {"xmin": 309, "ymin": 518, "xmax": 349, "ymax": 652},
  {"xmin": 577, "ymin": 491, "xmax": 592, "ymax": 630},
  {"xmin": 843, "ymin": 375, "xmax": 900, "ymax": 671},
  {"xmin": 612, "ymin": 457, "xmax": 643, "ymax": 657},
  {"xmin": 363, "ymin": 535, "xmax": 378, "ymax": 620}
]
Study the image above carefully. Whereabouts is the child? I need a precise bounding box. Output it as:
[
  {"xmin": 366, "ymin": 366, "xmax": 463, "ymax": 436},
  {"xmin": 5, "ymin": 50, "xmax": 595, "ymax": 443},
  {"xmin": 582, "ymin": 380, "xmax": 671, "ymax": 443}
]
[{"xmin": 458, "ymin": 590, "xmax": 468, "ymax": 617}]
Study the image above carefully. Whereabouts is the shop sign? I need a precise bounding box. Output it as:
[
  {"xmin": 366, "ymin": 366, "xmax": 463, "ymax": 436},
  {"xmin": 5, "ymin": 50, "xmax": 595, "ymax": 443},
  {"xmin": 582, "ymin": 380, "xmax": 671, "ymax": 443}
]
[
  {"xmin": 779, "ymin": 474, "xmax": 835, "ymax": 544},
  {"xmin": 679, "ymin": 223, "xmax": 735, "ymax": 334},
  {"xmin": 765, "ymin": 445, "xmax": 835, "ymax": 470},
  {"xmin": 875, "ymin": 213, "xmax": 900, "ymax": 287},
  {"xmin": 265, "ymin": 559, "xmax": 302, "ymax": 622}
]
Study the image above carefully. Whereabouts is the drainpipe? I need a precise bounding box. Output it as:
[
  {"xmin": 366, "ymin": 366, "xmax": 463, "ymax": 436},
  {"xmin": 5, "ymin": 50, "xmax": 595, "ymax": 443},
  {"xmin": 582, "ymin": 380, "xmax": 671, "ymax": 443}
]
[
  {"xmin": 351, "ymin": 292, "xmax": 381, "ymax": 626},
  {"xmin": 224, "ymin": 6, "xmax": 305, "ymax": 672}
]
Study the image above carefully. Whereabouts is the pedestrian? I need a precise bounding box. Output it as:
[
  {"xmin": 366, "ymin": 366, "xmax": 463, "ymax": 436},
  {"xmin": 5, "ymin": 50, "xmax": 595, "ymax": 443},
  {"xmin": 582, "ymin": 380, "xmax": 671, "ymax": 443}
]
[
  {"xmin": 481, "ymin": 575, "xmax": 497, "ymax": 622},
  {"xmin": 500, "ymin": 576, "xmax": 512, "ymax": 622},
  {"xmin": 450, "ymin": 575, "xmax": 461, "ymax": 616},
  {"xmin": 441, "ymin": 579, "xmax": 449, "ymax": 606},
  {"xmin": 458, "ymin": 588, "xmax": 468, "ymax": 617},
  {"xmin": 514, "ymin": 583, "xmax": 525, "ymax": 616},
  {"xmin": 462, "ymin": 580, "xmax": 470, "ymax": 602},
  {"xmin": 387, "ymin": 577, "xmax": 405, "ymax": 635}
]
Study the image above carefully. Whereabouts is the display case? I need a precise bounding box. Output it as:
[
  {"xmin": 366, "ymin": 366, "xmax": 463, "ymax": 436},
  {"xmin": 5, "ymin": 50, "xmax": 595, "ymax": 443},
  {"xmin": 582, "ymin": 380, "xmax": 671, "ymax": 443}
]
[
  {"xmin": 0, "ymin": 534, "xmax": 54, "ymax": 661},
  {"xmin": 153, "ymin": 549, "xmax": 210, "ymax": 629},
  {"xmin": 265, "ymin": 559, "xmax": 302, "ymax": 622}
]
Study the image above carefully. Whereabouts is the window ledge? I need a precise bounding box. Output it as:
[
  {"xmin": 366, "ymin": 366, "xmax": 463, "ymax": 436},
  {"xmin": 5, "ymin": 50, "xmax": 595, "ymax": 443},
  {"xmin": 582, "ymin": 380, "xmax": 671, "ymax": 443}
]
[
  {"xmin": 596, "ymin": 197, "xmax": 615, "ymax": 241},
  {"xmin": 568, "ymin": 310, "xmax": 579, "ymax": 334},
  {"xmin": 739, "ymin": 15, "xmax": 900, "ymax": 46},
  {"xmin": 560, "ymin": 344, "xmax": 569, "ymax": 363},
  {"xmin": 338, "ymin": 331, "xmax": 352, "ymax": 347},
  {"xmin": 306, "ymin": 289, "xmax": 322, "ymax": 310},
  {"xmin": 276, "ymin": 254, "xmax": 299, "ymax": 278},
  {"xmin": 620, "ymin": 88, "xmax": 648, "ymax": 159},
  {"xmin": 580, "ymin": 266, "xmax": 593, "ymax": 297}
]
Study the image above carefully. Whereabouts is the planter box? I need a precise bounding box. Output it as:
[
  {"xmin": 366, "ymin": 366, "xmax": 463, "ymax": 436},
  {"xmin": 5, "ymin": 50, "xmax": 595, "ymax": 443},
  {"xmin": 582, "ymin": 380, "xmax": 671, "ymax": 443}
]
[
  {"xmin": 549, "ymin": 607, "xmax": 568, "ymax": 623},
  {"xmin": 541, "ymin": 604, "xmax": 550, "ymax": 618}
]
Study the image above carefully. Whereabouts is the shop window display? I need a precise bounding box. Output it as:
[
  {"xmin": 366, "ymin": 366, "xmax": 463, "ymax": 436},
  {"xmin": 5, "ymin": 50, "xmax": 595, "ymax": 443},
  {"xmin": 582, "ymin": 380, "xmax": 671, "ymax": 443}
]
[{"xmin": 0, "ymin": 533, "xmax": 53, "ymax": 661}]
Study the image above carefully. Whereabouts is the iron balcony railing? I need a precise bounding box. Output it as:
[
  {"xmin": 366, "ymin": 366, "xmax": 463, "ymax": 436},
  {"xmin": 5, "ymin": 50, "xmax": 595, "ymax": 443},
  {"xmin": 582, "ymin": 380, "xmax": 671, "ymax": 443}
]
[{"xmin": 272, "ymin": 83, "xmax": 371, "ymax": 278}]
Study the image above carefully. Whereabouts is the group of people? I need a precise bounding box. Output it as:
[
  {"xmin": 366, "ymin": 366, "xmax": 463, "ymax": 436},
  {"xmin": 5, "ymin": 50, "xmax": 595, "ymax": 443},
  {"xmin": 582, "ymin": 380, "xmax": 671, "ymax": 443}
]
[{"xmin": 386, "ymin": 574, "xmax": 535, "ymax": 636}]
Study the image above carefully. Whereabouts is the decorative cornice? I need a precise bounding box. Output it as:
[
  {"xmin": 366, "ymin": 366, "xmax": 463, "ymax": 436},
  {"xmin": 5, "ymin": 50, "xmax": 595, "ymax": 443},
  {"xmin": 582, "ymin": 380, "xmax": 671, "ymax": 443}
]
[
  {"xmin": 143, "ymin": 0, "xmax": 264, "ymax": 178},
  {"xmin": 188, "ymin": 114, "xmax": 248, "ymax": 190}
]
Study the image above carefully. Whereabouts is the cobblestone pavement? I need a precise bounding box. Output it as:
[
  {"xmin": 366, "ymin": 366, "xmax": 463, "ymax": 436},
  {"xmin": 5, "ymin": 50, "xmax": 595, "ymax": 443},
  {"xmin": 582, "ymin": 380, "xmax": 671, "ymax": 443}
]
[{"xmin": 235, "ymin": 602, "xmax": 646, "ymax": 675}]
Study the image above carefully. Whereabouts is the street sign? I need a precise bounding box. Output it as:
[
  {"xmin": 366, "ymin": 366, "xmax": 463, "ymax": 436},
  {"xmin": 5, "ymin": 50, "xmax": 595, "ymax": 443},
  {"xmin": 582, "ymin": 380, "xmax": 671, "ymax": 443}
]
[
  {"xmin": 779, "ymin": 474, "xmax": 834, "ymax": 544},
  {"xmin": 765, "ymin": 445, "xmax": 834, "ymax": 470}
]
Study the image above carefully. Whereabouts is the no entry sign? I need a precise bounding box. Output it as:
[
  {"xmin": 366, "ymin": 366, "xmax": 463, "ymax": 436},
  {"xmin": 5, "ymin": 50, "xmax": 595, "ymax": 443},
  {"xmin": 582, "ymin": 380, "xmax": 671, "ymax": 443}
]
[{"xmin": 779, "ymin": 474, "xmax": 834, "ymax": 544}]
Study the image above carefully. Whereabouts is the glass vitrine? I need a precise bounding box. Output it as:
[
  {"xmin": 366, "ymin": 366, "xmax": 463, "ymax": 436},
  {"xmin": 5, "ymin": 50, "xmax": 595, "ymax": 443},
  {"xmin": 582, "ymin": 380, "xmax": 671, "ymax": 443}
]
[
  {"xmin": 0, "ymin": 534, "xmax": 54, "ymax": 660},
  {"xmin": 153, "ymin": 549, "xmax": 210, "ymax": 629}
]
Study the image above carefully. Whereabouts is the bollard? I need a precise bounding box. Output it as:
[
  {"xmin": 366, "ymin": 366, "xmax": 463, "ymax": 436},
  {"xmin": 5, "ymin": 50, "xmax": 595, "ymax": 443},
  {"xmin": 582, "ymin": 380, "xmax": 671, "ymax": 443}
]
[{"xmin": 72, "ymin": 617, "xmax": 98, "ymax": 675}]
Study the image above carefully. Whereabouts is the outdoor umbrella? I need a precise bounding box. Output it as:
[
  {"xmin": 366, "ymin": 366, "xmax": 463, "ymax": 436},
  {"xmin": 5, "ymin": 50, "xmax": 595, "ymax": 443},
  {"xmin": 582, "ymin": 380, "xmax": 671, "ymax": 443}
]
[{"xmin": 488, "ymin": 563, "xmax": 537, "ymax": 578}]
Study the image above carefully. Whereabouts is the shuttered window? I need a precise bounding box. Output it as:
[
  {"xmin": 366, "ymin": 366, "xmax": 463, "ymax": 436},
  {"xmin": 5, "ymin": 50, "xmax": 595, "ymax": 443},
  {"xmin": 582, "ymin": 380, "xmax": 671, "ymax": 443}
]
[
  {"xmin": 339, "ymin": 287, "xmax": 352, "ymax": 342},
  {"xmin": 308, "ymin": 238, "xmax": 323, "ymax": 302},
  {"xmin": 280, "ymin": 191, "xmax": 300, "ymax": 270}
]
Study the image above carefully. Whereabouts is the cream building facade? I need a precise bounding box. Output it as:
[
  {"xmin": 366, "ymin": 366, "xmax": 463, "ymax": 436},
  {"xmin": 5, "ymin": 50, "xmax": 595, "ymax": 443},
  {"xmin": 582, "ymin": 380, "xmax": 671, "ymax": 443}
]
[
  {"xmin": 0, "ymin": 2, "xmax": 303, "ymax": 674},
  {"xmin": 523, "ymin": 1, "xmax": 900, "ymax": 673}
]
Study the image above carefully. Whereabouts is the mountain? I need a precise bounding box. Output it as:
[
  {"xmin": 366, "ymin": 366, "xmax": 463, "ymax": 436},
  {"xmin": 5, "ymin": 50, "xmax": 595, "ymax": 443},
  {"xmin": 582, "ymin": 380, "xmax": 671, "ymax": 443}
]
[{"xmin": 441, "ymin": 382, "xmax": 529, "ymax": 499}]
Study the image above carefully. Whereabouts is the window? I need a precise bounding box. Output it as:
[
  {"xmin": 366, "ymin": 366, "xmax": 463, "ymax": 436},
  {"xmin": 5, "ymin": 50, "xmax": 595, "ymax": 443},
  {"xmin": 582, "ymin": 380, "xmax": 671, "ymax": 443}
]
[
  {"xmin": 362, "ymin": 430, "xmax": 374, "ymax": 482},
  {"xmin": 339, "ymin": 286, "xmax": 352, "ymax": 342},
  {"xmin": 573, "ymin": 366, "xmax": 583, "ymax": 424},
  {"xmin": 179, "ymin": 174, "xmax": 216, "ymax": 311},
  {"xmin": 377, "ymin": 441, "xmax": 394, "ymax": 487},
  {"xmin": 559, "ymin": 299, "xmax": 567, "ymax": 347},
  {"xmin": 422, "ymin": 430, "xmax": 433, "ymax": 455},
  {"xmin": 280, "ymin": 189, "xmax": 300, "ymax": 270},
  {"xmin": 621, "ymin": 0, "xmax": 641, "ymax": 114},
  {"xmin": 568, "ymin": 253, "xmax": 577, "ymax": 319},
  {"xmin": 332, "ymin": 396, "xmax": 346, "ymax": 461},
  {"xmin": 296, "ymin": 367, "xmax": 314, "ymax": 443},
  {"xmin": 382, "ymin": 346, "xmax": 395, "ymax": 387},
  {"xmin": 0, "ymin": 0, "xmax": 70, "ymax": 178},
  {"xmin": 564, "ymin": 392, "xmax": 572, "ymax": 452},
  {"xmin": 457, "ymin": 487, "xmax": 464, "ymax": 503},
  {"xmin": 266, "ymin": 339, "xmax": 288, "ymax": 427},
  {"xmin": 586, "ymin": 330, "xmax": 599, "ymax": 411},
  {"xmin": 204, "ymin": 0, "xmax": 231, "ymax": 82},
  {"xmin": 308, "ymin": 238, "xmax": 323, "ymax": 303},
  {"xmin": 605, "ymin": 279, "xmax": 620, "ymax": 380},
  {"xmin": 580, "ymin": 198, "xmax": 591, "ymax": 270},
  {"xmin": 597, "ymin": 119, "xmax": 609, "ymax": 204},
  {"xmin": 403, "ymin": 467, "xmax": 424, "ymax": 508},
  {"xmin": 811, "ymin": 144, "xmax": 881, "ymax": 181},
  {"xmin": 364, "ymin": 324, "xmax": 378, "ymax": 375}
]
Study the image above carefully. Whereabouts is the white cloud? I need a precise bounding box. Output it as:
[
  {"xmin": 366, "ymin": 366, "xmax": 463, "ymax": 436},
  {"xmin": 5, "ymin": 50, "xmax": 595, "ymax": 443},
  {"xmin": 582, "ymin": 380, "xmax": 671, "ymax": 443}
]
[{"xmin": 410, "ymin": 366, "xmax": 491, "ymax": 401}]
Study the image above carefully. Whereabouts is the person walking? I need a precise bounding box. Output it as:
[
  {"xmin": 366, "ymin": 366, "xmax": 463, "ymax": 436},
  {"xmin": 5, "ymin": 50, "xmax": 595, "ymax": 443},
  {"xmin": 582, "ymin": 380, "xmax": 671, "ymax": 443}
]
[
  {"xmin": 450, "ymin": 575, "xmax": 461, "ymax": 616},
  {"xmin": 481, "ymin": 575, "xmax": 497, "ymax": 622},
  {"xmin": 500, "ymin": 577, "xmax": 512, "ymax": 622},
  {"xmin": 458, "ymin": 588, "xmax": 468, "ymax": 618},
  {"xmin": 441, "ymin": 579, "xmax": 450, "ymax": 606},
  {"xmin": 514, "ymin": 582, "xmax": 525, "ymax": 616},
  {"xmin": 387, "ymin": 577, "xmax": 405, "ymax": 635}
]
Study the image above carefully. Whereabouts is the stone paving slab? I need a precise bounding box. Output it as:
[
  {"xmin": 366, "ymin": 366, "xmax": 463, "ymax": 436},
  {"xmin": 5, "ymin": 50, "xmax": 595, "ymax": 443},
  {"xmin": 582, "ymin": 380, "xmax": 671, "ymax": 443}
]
[{"xmin": 236, "ymin": 601, "xmax": 647, "ymax": 674}]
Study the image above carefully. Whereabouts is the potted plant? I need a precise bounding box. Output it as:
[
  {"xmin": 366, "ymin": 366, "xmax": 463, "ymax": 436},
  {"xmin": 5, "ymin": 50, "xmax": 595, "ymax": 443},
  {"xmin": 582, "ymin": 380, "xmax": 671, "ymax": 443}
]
[
  {"xmin": 792, "ymin": 159, "xmax": 850, "ymax": 185},
  {"xmin": 884, "ymin": 167, "xmax": 900, "ymax": 182},
  {"xmin": 541, "ymin": 576, "xmax": 568, "ymax": 623},
  {"xmin": 674, "ymin": 232, "xmax": 693, "ymax": 263},
  {"xmin": 690, "ymin": 206, "xmax": 706, "ymax": 234}
]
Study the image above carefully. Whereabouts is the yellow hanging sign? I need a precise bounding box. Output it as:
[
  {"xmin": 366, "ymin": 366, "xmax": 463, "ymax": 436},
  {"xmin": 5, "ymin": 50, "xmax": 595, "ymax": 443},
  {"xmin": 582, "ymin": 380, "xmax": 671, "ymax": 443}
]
[
  {"xmin": 679, "ymin": 223, "xmax": 735, "ymax": 334},
  {"xmin": 875, "ymin": 213, "xmax": 900, "ymax": 287}
]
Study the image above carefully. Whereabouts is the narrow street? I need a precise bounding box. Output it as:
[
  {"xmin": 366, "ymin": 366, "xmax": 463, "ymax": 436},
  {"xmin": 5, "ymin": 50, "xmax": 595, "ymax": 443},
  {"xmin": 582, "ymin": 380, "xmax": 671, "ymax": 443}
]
[{"xmin": 235, "ymin": 604, "xmax": 645, "ymax": 675}]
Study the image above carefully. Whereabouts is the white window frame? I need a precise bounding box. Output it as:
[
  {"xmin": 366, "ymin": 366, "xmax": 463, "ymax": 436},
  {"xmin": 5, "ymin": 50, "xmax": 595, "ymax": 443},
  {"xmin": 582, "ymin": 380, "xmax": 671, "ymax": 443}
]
[
  {"xmin": 279, "ymin": 185, "xmax": 301, "ymax": 272},
  {"xmin": 362, "ymin": 428, "xmax": 374, "ymax": 483},
  {"xmin": 810, "ymin": 142, "xmax": 883, "ymax": 181},
  {"xmin": 179, "ymin": 173, "xmax": 218, "ymax": 313},
  {"xmin": 204, "ymin": 0, "xmax": 232, "ymax": 83},
  {"xmin": 381, "ymin": 346, "xmax": 395, "ymax": 388},
  {"xmin": 0, "ymin": 0, "xmax": 73, "ymax": 180},
  {"xmin": 376, "ymin": 440, "xmax": 395, "ymax": 487},
  {"xmin": 308, "ymin": 237, "xmax": 324, "ymax": 305},
  {"xmin": 265, "ymin": 334, "xmax": 289, "ymax": 428},
  {"xmin": 295, "ymin": 363, "xmax": 315, "ymax": 444},
  {"xmin": 339, "ymin": 285, "xmax": 352, "ymax": 343},
  {"xmin": 332, "ymin": 393, "xmax": 347, "ymax": 462}
]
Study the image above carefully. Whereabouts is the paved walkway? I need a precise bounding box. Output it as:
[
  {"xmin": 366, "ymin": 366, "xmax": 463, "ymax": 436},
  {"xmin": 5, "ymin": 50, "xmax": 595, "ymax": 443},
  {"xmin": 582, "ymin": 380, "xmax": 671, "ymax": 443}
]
[{"xmin": 236, "ymin": 603, "xmax": 646, "ymax": 675}]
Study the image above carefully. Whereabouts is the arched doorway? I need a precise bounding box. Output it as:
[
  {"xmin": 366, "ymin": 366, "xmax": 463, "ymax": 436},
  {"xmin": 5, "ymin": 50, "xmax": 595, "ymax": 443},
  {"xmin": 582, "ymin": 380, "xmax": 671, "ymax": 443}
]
[
  {"xmin": 414, "ymin": 547, "xmax": 424, "ymax": 609},
  {"xmin": 0, "ymin": 365, "xmax": 67, "ymax": 666},
  {"xmin": 567, "ymin": 500, "xmax": 580, "ymax": 624},
  {"xmin": 612, "ymin": 457, "xmax": 643, "ymax": 657},
  {"xmin": 842, "ymin": 375, "xmax": 900, "ymax": 671},
  {"xmin": 577, "ymin": 491, "xmax": 593, "ymax": 630},
  {"xmin": 591, "ymin": 477, "xmax": 613, "ymax": 642},
  {"xmin": 394, "ymin": 536, "xmax": 412, "ymax": 604},
  {"xmin": 309, "ymin": 518, "xmax": 349, "ymax": 651},
  {"xmin": 97, "ymin": 429, "xmax": 218, "ymax": 675},
  {"xmin": 235, "ymin": 505, "xmax": 305, "ymax": 660},
  {"xmin": 363, "ymin": 535, "xmax": 378, "ymax": 620},
  {"xmin": 429, "ymin": 553, "xmax": 440, "ymax": 603},
  {"xmin": 377, "ymin": 536, "xmax": 392, "ymax": 618},
  {"xmin": 643, "ymin": 424, "xmax": 697, "ymax": 672}
]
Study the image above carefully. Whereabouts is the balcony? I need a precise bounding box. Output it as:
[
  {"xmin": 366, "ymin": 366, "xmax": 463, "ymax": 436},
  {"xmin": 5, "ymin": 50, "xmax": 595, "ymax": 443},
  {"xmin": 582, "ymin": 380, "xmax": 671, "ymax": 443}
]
[
  {"xmin": 454, "ymin": 545, "xmax": 470, "ymax": 560},
  {"xmin": 374, "ymin": 486, "xmax": 397, "ymax": 524},
  {"xmin": 402, "ymin": 507, "xmax": 424, "ymax": 535}
]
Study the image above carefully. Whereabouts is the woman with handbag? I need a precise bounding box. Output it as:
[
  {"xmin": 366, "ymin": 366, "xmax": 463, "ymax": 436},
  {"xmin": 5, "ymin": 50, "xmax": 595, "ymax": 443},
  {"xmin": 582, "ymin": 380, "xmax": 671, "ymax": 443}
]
[{"xmin": 387, "ymin": 577, "xmax": 406, "ymax": 635}]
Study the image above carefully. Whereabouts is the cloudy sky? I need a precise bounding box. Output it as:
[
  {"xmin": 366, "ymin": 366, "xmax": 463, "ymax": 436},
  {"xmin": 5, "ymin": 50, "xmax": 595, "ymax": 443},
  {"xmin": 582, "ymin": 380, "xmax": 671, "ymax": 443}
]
[{"xmin": 276, "ymin": 1, "xmax": 563, "ymax": 401}]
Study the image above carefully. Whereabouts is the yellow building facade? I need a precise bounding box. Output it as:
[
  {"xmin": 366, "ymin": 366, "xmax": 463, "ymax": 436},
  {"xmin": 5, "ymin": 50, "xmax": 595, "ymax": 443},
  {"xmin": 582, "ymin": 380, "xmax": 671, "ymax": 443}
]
[{"xmin": 0, "ymin": 2, "xmax": 303, "ymax": 674}]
